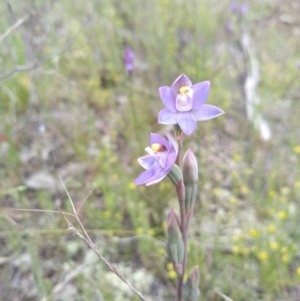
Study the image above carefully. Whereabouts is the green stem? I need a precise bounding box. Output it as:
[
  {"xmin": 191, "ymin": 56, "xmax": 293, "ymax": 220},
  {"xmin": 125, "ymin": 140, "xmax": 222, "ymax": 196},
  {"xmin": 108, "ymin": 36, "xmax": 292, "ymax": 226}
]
[
  {"xmin": 177, "ymin": 185, "xmax": 188, "ymax": 301},
  {"xmin": 174, "ymin": 125, "xmax": 184, "ymax": 166},
  {"xmin": 173, "ymin": 125, "xmax": 188, "ymax": 301}
]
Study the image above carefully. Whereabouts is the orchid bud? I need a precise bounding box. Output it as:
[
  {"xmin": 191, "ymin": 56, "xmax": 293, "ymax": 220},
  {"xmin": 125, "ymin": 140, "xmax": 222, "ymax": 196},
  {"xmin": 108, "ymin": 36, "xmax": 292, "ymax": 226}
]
[
  {"xmin": 182, "ymin": 149, "xmax": 198, "ymax": 214},
  {"xmin": 166, "ymin": 209, "xmax": 184, "ymax": 264},
  {"xmin": 182, "ymin": 265, "xmax": 201, "ymax": 301},
  {"xmin": 182, "ymin": 149, "xmax": 198, "ymax": 183}
]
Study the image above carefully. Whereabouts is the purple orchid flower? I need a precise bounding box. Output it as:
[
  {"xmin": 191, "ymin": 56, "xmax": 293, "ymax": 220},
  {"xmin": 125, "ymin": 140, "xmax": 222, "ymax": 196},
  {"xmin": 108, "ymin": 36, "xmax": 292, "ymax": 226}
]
[
  {"xmin": 158, "ymin": 74, "xmax": 224, "ymax": 135},
  {"xmin": 123, "ymin": 46, "xmax": 135, "ymax": 75},
  {"xmin": 135, "ymin": 133, "xmax": 178, "ymax": 186}
]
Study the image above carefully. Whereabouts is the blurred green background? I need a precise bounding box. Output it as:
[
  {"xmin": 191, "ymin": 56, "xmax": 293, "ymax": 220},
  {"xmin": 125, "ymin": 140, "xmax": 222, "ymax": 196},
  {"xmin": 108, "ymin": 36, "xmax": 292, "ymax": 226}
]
[{"xmin": 0, "ymin": 0, "xmax": 299, "ymax": 300}]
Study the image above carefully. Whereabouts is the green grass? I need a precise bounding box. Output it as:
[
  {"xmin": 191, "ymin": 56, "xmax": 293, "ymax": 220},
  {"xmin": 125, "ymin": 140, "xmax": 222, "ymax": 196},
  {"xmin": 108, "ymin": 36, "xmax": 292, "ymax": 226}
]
[{"xmin": 0, "ymin": 0, "xmax": 300, "ymax": 300}]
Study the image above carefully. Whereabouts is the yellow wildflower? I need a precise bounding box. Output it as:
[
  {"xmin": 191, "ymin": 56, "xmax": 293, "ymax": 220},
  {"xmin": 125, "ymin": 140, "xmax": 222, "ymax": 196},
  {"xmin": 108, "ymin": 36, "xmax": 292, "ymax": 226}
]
[
  {"xmin": 281, "ymin": 187, "xmax": 290, "ymax": 195},
  {"xmin": 103, "ymin": 210, "xmax": 111, "ymax": 218},
  {"xmin": 147, "ymin": 229, "xmax": 155, "ymax": 237},
  {"xmin": 249, "ymin": 228, "xmax": 259, "ymax": 238},
  {"xmin": 233, "ymin": 153, "xmax": 242, "ymax": 161},
  {"xmin": 136, "ymin": 227, "xmax": 143, "ymax": 235},
  {"xmin": 232, "ymin": 245, "xmax": 240, "ymax": 255},
  {"xmin": 166, "ymin": 262, "xmax": 177, "ymax": 280},
  {"xmin": 281, "ymin": 254, "xmax": 289, "ymax": 263},
  {"xmin": 293, "ymin": 145, "xmax": 300, "ymax": 154},
  {"xmin": 229, "ymin": 197, "xmax": 238, "ymax": 205},
  {"xmin": 294, "ymin": 181, "xmax": 300, "ymax": 189},
  {"xmin": 110, "ymin": 174, "xmax": 118, "ymax": 181},
  {"xmin": 269, "ymin": 241, "xmax": 279, "ymax": 250},
  {"xmin": 268, "ymin": 190, "xmax": 276, "ymax": 198},
  {"xmin": 240, "ymin": 185, "xmax": 249, "ymax": 195},
  {"xmin": 257, "ymin": 251, "xmax": 268, "ymax": 262},
  {"xmin": 128, "ymin": 181, "xmax": 136, "ymax": 190},
  {"xmin": 268, "ymin": 224, "xmax": 276, "ymax": 233},
  {"xmin": 168, "ymin": 269, "xmax": 177, "ymax": 280},
  {"xmin": 277, "ymin": 210, "xmax": 287, "ymax": 220}
]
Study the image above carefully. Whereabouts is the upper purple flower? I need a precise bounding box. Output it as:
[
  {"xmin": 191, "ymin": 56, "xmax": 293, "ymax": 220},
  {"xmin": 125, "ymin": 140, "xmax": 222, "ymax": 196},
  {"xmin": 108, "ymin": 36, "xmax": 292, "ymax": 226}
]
[
  {"xmin": 135, "ymin": 133, "xmax": 178, "ymax": 186},
  {"xmin": 158, "ymin": 74, "xmax": 224, "ymax": 135},
  {"xmin": 123, "ymin": 46, "xmax": 135, "ymax": 75}
]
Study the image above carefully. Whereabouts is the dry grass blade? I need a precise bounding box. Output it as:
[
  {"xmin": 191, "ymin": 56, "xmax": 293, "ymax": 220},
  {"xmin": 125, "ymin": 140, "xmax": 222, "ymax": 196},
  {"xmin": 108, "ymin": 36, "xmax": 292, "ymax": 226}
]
[
  {"xmin": 216, "ymin": 290, "xmax": 235, "ymax": 301},
  {"xmin": 59, "ymin": 176, "xmax": 151, "ymax": 301},
  {"xmin": 0, "ymin": 14, "xmax": 29, "ymax": 42}
]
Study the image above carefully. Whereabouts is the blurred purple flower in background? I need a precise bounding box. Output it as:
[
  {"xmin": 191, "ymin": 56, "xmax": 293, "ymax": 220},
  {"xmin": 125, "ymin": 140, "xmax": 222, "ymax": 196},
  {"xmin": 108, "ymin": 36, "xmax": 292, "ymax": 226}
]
[
  {"xmin": 240, "ymin": 4, "xmax": 248, "ymax": 15},
  {"xmin": 135, "ymin": 133, "xmax": 178, "ymax": 186},
  {"xmin": 230, "ymin": 2, "xmax": 239, "ymax": 13},
  {"xmin": 225, "ymin": 21, "xmax": 234, "ymax": 32},
  {"xmin": 158, "ymin": 74, "xmax": 224, "ymax": 135},
  {"xmin": 230, "ymin": 2, "xmax": 248, "ymax": 15},
  {"xmin": 123, "ymin": 46, "xmax": 135, "ymax": 75}
]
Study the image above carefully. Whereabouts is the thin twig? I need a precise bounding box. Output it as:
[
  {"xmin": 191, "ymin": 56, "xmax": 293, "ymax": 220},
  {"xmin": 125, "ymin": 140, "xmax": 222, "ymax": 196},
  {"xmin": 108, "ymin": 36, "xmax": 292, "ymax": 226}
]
[
  {"xmin": 216, "ymin": 290, "xmax": 235, "ymax": 301},
  {"xmin": 8, "ymin": 207, "xmax": 76, "ymax": 219},
  {"xmin": 59, "ymin": 176, "xmax": 150, "ymax": 301},
  {"xmin": 0, "ymin": 13, "xmax": 29, "ymax": 42},
  {"xmin": 77, "ymin": 187, "xmax": 95, "ymax": 215},
  {"xmin": 59, "ymin": 174, "xmax": 77, "ymax": 215}
]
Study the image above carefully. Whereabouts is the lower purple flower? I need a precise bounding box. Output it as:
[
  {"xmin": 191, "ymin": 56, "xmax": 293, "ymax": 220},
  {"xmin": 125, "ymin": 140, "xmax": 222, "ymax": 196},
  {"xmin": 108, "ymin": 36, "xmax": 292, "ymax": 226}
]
[{"xmin": 135, "ymin": 133, "xmax": 178, "ymax": 186}]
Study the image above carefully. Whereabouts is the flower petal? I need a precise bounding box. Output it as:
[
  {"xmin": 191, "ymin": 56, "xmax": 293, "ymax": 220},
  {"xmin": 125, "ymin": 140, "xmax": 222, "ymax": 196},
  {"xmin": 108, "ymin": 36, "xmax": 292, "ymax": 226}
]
[
  {"xmin": 192, "ymin": 104, "xmax": 224, "ymax": 121},
  {"xmin": 176, "ymin": 112, "xmax": 197, "ymax": 136},
  {"xmin": 145, "ymin": 169, "xmax": 168, "ymax": 186},
  {"xmin": 159, "ymin": 86, "xmax": 176, "ymax": 112},
  {"xmin": 192, "ymin": 81, "xmax": 210, "ymax": 109},
  {"xmin": 137, "ymin": 155, "xmax": 156, "ymax": 170},
  {"xmin": 158, "ymin": 109, "xmax": 177, "ymax": 125},
  {"xmin": 164, "ymin": 151, "xmax": 178, "ymax": 170},
  {"xmin": 135, "ymin": 166, "xmax": 167, "ymax": 186},
  {"xmin": 165, "ymin": 133, "xmax": 179, "ymax": 154},
  {"xmin": 150, "ymin": 132, "xmax": 169, "ymax": 146},
  {"xmin": 171, "ymin": 74, "xmax": 193, "ymax": 96},
  {"xmin": 135, "ymin": 168, "xmax": 157, "ymax": 185}
]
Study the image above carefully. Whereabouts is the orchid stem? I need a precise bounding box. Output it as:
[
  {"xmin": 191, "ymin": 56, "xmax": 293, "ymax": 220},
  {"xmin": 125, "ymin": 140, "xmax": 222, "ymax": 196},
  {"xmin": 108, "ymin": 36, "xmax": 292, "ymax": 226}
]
[
  {"xmin": 174, "ymin": 126, "xmax": 188, "ymax": 301},
  {"xmin": 174, "ymin": 125, "xmax": 184, "ymax": 166},
  {"xmin": 177, "ymin": 185, "xmax": 188, "ymax": 301}
]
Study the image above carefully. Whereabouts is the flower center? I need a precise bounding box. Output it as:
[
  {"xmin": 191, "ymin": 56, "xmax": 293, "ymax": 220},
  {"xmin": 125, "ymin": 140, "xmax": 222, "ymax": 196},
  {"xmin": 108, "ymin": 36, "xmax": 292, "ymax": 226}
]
[
  {"xmin": 144, "ymin": 144, "xmax": 168, "ymax": 168},
  {"xmin": 176, "ymin": 86, "xmax": 193, "ymax": 111},
  {"xmin": 151, "ymin": 143, "xmax": 166, "ymax": 152}
]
